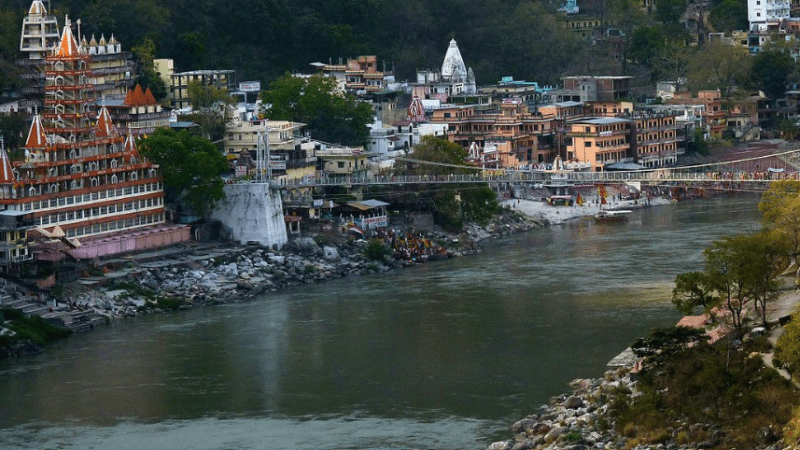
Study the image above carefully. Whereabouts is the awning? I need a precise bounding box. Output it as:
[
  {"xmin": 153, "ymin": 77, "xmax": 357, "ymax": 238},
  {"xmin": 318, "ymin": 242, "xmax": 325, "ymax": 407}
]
[{"xmin": 605, "ymin": 162, "xmax": 647, "ymax": 170}]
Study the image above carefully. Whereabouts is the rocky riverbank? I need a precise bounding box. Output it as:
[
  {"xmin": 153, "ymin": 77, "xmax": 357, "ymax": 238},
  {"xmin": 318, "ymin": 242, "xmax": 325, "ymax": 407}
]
[
  {"xmin": 0, "ymin": 209, "xmax": 543, "ymax": 356},
  {"xmin": 486, "ymin": 366, "xmax": 787, "ymax": 450}
]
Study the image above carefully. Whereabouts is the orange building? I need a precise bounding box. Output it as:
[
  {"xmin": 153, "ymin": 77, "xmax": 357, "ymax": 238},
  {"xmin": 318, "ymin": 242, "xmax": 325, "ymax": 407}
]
[{"xmin": 566, "ymin": 117, "xmax": 631, "ymax": 171}]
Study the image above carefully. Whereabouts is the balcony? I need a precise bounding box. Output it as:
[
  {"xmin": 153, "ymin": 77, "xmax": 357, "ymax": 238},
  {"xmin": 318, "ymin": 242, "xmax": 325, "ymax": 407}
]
[{"xmin": 10, "ymin": 254, "xmax": 33, "ymax": 264}]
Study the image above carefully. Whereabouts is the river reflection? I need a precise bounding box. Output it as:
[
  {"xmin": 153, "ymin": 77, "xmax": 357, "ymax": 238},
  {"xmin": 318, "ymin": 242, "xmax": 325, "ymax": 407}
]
[{"xmin": 0, "ymin": 196, "xmax": 764, "ymax": 450}]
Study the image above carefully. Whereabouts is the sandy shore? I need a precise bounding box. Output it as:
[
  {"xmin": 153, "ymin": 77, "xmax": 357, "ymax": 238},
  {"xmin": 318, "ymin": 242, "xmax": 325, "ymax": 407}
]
[{"xmin": 501, "ymin": 196, "xmax": 674, "ymax": 224}]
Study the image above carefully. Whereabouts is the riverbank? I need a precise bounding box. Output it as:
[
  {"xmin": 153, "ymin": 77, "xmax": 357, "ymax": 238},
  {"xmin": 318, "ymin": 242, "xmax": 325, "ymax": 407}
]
[
  {"xmin": 0, "ymin": 209, "xmax": 545, "ymax": 357},
  {"xmin": 502, "ymin": 196, "xmax": 674, "ymax": 225}
]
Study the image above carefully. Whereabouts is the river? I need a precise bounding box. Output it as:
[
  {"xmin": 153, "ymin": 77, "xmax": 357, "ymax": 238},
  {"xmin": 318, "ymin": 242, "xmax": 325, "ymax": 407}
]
[{"xmin": 0, "ymin": 196, "xmax": 765, "ymax": 450}]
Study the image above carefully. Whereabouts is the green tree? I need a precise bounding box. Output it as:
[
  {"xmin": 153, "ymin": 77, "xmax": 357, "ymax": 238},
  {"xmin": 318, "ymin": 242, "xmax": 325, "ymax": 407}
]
[
  {"xmin": 652, "ymin": 40, "xmax": 692, "ymax": 93},
  {"xmin": 709, "ymin": 0, "xmax": 748, "ymax": 32},
  {"xmin": 632, "ymin": 326, "xmax": 710, "ymax": 358},
  {"xmin": 0, "ymin": 5, "xmax": 20, "ymax": 91},
  {"xmin": 672, "ymin": 271, "xmax": 720, "ymax": 316},
  {"xmin": 738, "ymin": 230, "xmax": 787, "ymax": 326},
  {"xmin": 262, "ymin": 74, "xmax": 373, "ymax": 146},
  {"xmin": 132, "ymin": 37, "xmax": 168, "ymax": 101},
  {"xmin": 751, "ymin": 47, "xmax": 795, "ymax": 99},
  {"xmin": 687, "ymin": 40, "xmax": 751, "ymax": 107},
  {"xmin": 185, "ymin": 80, "xmax": 235, "ymax": 142},
  {"xmin": 139, "ymin": 128, "xmax": 228, "ymax": 217},
  {"xmin": 404, "ymin": 136, "xmax": 499, "ymax": 230},
  {"xmin": 0, "ymin": 114, "xmax": 29, "ymax": 156},
  {"xmin": 630, "ymin": 26, "xmax": 665, "ymax": 66},
  {"xmin": 704, "ymin": 235, "xmax": 749, "ymax": 334},
  {"xmin": 609, "ymin": 0, "xmax": 649, "ymax": 74},
  {"xmin": 187, "ymin": 79, "xmax": 234, "ymax": 110},
  {"xmin": 655, "ymin": 0, "xmax": 689, "ymax": 36},
  {"xmin": 760, "ymin": 180, "xmax": 800, "ymax": 287},
  {"xmin": 775, "ymin": 304, "xmax": 800, "ymax": 378}
]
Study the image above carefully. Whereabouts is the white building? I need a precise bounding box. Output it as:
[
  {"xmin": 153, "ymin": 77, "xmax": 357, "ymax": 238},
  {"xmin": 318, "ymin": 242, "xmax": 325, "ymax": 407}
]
[{"xmin": 748, "ymin": 0, "xmax": 790, "ymax": 30}]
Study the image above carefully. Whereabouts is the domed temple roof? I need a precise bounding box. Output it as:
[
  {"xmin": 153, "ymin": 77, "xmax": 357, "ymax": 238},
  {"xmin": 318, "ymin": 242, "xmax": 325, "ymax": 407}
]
[{"xmin": 441, "ymin": 39, "xmax": 468, "ymax": 82}]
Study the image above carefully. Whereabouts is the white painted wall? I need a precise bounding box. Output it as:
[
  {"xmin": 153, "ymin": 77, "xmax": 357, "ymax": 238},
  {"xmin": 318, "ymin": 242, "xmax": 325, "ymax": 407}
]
[{"xmin": 211, "ymin": 183, "xmax": 287, "ymax": 248}]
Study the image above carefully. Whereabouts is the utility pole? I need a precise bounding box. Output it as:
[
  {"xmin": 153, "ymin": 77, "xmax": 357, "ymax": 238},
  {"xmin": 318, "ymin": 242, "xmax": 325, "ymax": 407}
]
[{"xmin": 256, "ymin": 127, "xmax": 272, "ymax": 183}]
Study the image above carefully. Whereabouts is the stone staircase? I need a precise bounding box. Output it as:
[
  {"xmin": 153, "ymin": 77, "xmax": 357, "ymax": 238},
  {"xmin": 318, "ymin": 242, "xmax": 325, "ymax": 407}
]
[{"xmin": 1, "ymin": 296, "xmax": 102, "ymax": 333}]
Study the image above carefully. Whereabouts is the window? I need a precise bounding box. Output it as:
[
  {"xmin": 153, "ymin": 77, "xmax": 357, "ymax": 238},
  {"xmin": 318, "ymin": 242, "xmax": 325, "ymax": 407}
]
[
  {"xmin": 585, "ymin": 141, "xmax": 592, "ymax": 147},
  {"xmin": 337, "ymin": 162, "xmax": 345, "ymax": 169}
]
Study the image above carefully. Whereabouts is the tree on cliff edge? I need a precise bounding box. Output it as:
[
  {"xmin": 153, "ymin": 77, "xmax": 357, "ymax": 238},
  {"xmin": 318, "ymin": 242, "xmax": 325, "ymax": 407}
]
[{"xmin": 139, "ymin": 128, "xmax": 228, "ymax": 218}]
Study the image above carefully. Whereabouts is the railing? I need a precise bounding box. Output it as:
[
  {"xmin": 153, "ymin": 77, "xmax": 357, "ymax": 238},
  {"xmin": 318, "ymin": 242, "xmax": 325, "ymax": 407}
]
[{"xmin": 249, "ymin": 169, "xmax": 798, "ymax": 190}]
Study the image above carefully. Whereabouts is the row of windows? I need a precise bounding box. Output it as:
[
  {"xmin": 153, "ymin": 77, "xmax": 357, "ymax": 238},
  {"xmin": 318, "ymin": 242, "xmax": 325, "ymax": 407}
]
[
  {"xmin": 64, "ymin": 213, "xmax": 165, "ymax": 238},
  {"xmin": 38, "ymin": 197, "xmax": 163, "ymax": 227},
  {"xmin": 639, "ymin": 143, "xmax": 677, "ymax": 154},
  {"xmin": 0, "ymin": 231, "xmax": 25, "ymax": 242},
  {"xmin": 637, "ymin": 132, "xmax": 675, "ymax": 142},
  {"xmin": 584, "ymin": 138, "xmax": 627, "ymax": 148},
  {"xmin": 22, "ymin": 182, "xmax": 162, "ymax": 211},
  {"xmin": 595, "ymin": 151, "xmax": 625, "ymax": 163}
]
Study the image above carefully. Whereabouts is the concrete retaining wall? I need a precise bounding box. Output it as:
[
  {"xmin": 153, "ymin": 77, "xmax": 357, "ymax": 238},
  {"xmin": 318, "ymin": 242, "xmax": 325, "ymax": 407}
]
[{"xmin": 210, "ymin": 184, "xmax": 287, "ymax": 248}]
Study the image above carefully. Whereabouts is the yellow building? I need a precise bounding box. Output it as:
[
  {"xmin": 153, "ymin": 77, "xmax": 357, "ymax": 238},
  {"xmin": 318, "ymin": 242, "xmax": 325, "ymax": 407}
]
[
  {"xmin": 315, "ymin": 144, "xmax": 368, "ymax": 178},
  {"xmin": 224, "ymin": 119, "xmax": 315, "ymax": 182}
]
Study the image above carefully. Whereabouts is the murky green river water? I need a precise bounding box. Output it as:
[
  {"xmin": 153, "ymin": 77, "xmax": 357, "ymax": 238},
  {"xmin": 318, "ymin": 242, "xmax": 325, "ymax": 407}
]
[{"xmin": 0, "ymin": 196, "xmax": 764, "ymax": 450}]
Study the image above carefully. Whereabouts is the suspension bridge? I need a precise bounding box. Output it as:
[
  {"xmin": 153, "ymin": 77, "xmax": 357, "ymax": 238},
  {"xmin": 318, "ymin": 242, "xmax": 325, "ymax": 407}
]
[{"xmin": 251, "ymin": 147, "xmax": 800, "ymax": 192}]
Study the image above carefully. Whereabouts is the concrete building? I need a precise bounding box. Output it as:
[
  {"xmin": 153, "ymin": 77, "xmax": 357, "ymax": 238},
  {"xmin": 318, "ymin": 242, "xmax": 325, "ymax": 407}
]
[
  {"xmin": 314, "ymin": 143, "xmax": 368, "ymax": 179},
  {"xmin": 314, "ymin": 55, "xmax": 395, "ymax": 97},
  {"xmin": 168, "ymin": 69, "xmax": 236, "ymax": 110},
  {"xmin": 17, "ymin": 0, "xmax": 59, "ymax": 101},
  {"xmin": 553, "ymin": 76, "xmax": 633, "ymax": 103},
  {"xmin": 631, "ymin": 113, "xmax": 683, "ymax": 168},
  {"xmin": 749, "ymin": 0, "xmax": 790, "ymax": 30}
]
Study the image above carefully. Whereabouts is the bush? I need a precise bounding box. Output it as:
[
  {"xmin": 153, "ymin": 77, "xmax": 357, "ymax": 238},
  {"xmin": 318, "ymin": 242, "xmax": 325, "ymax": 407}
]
[
  {"xmin": 1, "ymin": 308, "xmax": 24, "ymax": 321},
  {"xmin": 784, "ymin": 405, "xmax": 800, "ymax": 446},
  {"xmin": 154, "ymin": 296, "xmax": 184, "ymax": 311},
  {"xmin": 775, "ymin": 311, "xmax": 800, "ymax": 378},
  {"xmin": 8, "ymin": 316, "xmax": 71, "ymax": 346},
  {"xmin": 362, "ymin": 238, "xmax": 390, "ymax": 261}
]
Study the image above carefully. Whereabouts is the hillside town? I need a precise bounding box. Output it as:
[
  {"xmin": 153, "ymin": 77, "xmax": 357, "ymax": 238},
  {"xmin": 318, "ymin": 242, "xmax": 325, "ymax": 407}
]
[
  {"xmin": 2, "ymin": 0, "xmax": 800, "ymax": 273},
  {"xmin": 6, "ymin": 0, "xmax": 800, "ymax": 449}
]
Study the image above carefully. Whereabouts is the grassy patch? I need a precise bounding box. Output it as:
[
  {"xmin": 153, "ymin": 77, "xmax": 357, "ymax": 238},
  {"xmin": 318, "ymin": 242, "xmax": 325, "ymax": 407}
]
[{"xmin": 5, "ymin": 313, "xmax": 71, "ymax": 346}]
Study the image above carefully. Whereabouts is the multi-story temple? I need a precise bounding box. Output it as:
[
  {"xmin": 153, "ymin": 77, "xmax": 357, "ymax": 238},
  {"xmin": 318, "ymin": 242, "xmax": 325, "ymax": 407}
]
[
  {"xmin": 0, "ymin": 17, "xmax": 184, "ymax": 263},
  {"xmin": 18, "ymin": 1, "xmax": 133, "ymax": 107}
]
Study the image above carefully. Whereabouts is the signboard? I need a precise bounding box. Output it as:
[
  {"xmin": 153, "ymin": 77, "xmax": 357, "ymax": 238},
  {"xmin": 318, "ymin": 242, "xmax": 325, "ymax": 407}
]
[
  {"xmin": 269, "ymin": 160, "xmax": 286, "ymax": 170},
  {"xmin": 501, "ymin": 76, "xmax": 514, "ymax": 83},
  {"xmin": 239, "ymin": 81, "xmax": 261, "ymax": 92},
  {"xmin": 313, "ymin": 199, "xmax": 323, "ymax": 207},
  {"xmin": 599, "ymin": 130, "xmax": 613, "ymax": 137},
  {"xmin": 360, "ymin": 215, "xmax": 388, "ymax": 229}
]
